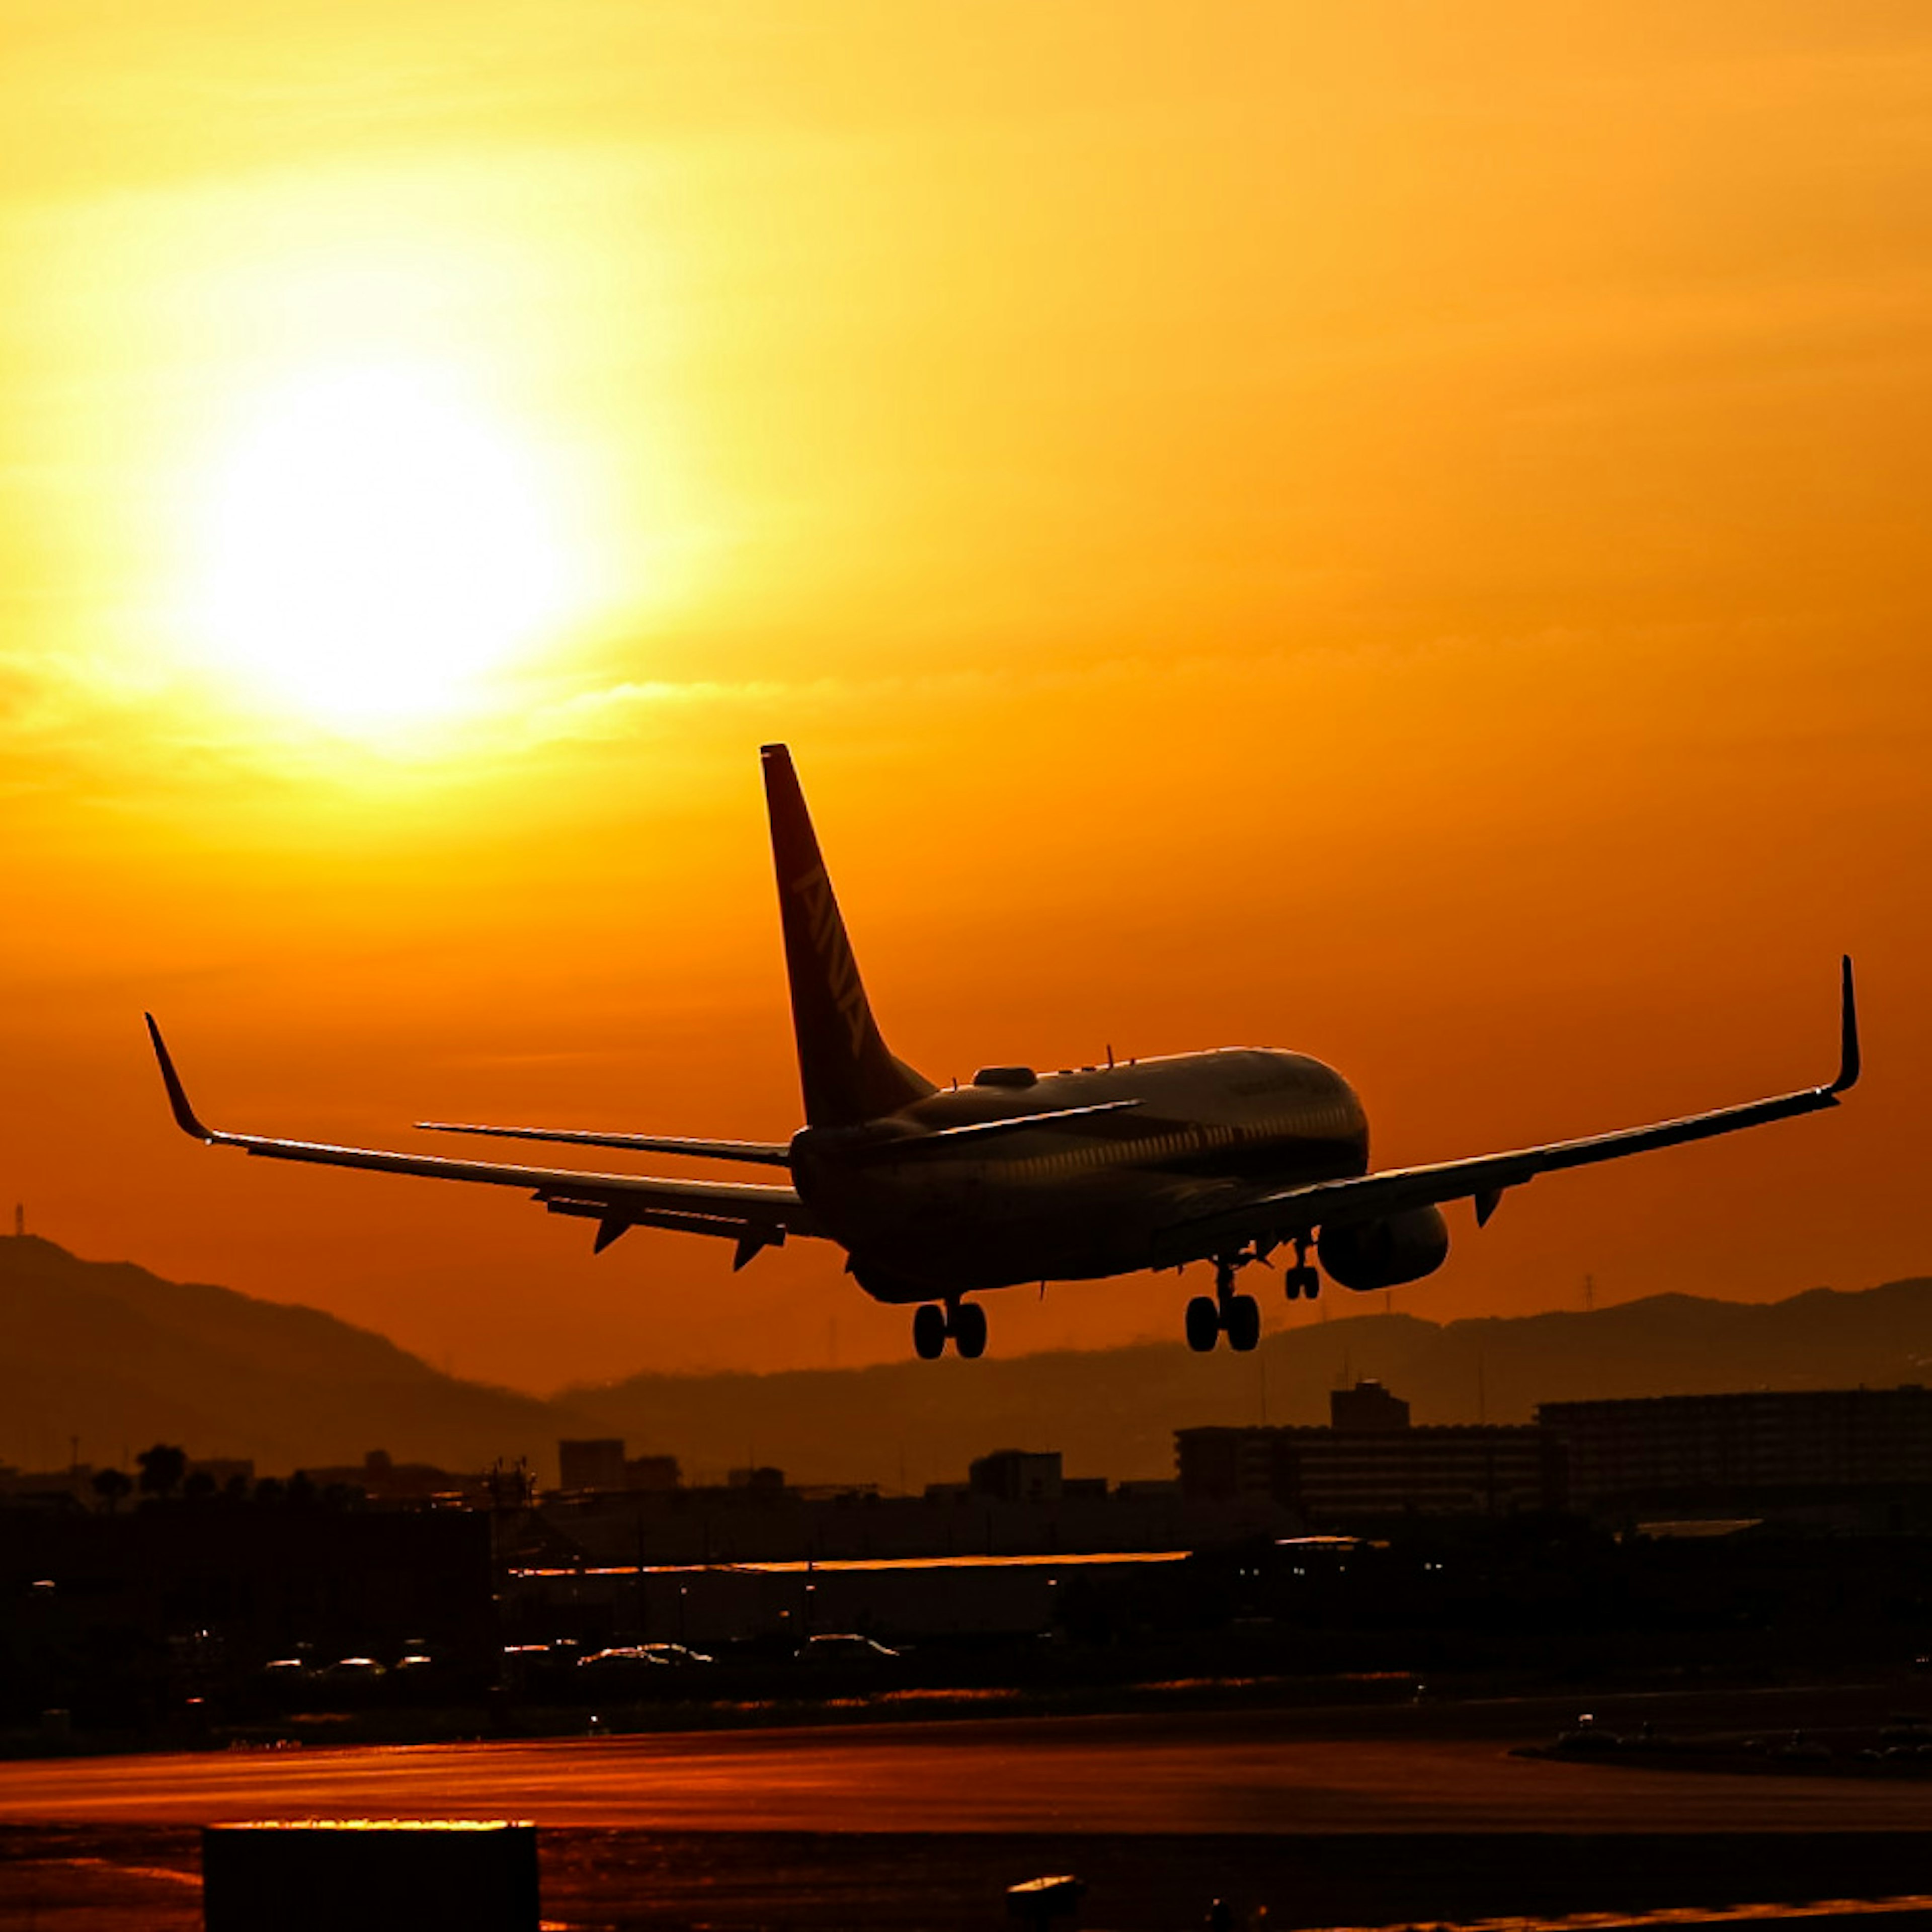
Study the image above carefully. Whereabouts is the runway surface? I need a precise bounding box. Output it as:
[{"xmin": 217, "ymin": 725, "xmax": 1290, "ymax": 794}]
[{"xmin": 7, "ymin": 1698, "xmax": 1932, "ymax": 1834}]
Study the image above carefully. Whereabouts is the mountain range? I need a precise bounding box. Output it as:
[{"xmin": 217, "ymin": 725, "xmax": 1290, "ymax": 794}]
[
  {"xmin": 0, "ymin": 1235, "xmax": 592, "ymax": 1480},
  {"xmin": 6, "ymin": 1234, "xmax": 1932, "ymax": 1490}
]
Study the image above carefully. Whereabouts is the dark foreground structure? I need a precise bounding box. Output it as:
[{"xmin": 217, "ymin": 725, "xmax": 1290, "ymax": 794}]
[
  {"xmin": 15, "ymin": 1826, "xmax": 1932, "ymax": 1932},
  {"xmin": 201, "ymin": 1821, "xmax": 539, "ymax": 1932}
]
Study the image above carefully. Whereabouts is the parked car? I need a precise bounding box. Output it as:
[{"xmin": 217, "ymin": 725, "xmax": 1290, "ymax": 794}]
[
  {"xmin": 793, "ymin": 1633, "xmax": 901, "ymax": 1665},
  {"xmin": 577, "ymin": 1646, "xmax": 673, "ymax": 1676},
  {"xmin": 635, "ymin": 1642, "xmax": 714, "ymax": 1667}
]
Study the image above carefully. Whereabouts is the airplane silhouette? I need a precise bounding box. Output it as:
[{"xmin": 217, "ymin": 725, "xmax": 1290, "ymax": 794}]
[{"xmin": 148, "ymin": 744, "xmax": 1859, "ymax": 1360}]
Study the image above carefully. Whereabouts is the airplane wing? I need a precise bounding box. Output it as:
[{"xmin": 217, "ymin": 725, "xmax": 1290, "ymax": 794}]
[
  {"xmin": 145, "ymin": 1017, "xmax": 819, "ymax": 1269},
  {"xmin": 1153, "ymin": 956, "xmax": 1860, "ymax": 1268}
]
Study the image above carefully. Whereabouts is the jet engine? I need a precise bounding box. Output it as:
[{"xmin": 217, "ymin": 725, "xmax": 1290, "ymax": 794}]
[{"xmin": 1318, "ymin": 1205, "xmax": 1451, "ymax": 1291}]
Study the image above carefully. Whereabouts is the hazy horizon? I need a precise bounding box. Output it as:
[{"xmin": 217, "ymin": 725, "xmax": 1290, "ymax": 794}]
[
  {"xmin": 10, "ymin": 1228, "xmax": 1932, "ymax": 1493},
  {"xmin": 7, "ymin": 1225, "xmax": 1925, "ymax": 1406}
]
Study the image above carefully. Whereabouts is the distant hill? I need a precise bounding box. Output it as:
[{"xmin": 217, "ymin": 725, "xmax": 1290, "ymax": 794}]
[
  {"xmin": 9, "ymin": 1234, "xmax": 1932, "ymax": 1495},
  {"xmin": 562, "ymin": 1278, "xmax": 1932, "ymax": 1491},
  {"xmin": 0, "ymin": 1236, "xmax": 589, "ymax": 1480}
]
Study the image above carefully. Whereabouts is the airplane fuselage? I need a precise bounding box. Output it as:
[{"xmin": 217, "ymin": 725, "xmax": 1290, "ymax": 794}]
[{"xmin": 791, "ymin": 1048, "xmax": 1369, "ymax": 1299}]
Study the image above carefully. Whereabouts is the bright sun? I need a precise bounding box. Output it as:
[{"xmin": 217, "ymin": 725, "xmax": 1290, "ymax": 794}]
[{"xmin": 192, "ymin": 365, "xmax": 578, "ymax": 727}]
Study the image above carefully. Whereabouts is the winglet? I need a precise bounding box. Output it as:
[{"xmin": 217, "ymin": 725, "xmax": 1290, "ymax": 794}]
[
  {"xmin": 144, "ymin": 1014, "xmax": 219, "ymax": 1142},
  {"xmin": 1829, "ymin": 954, "xmax": 1861, "ymax": 1095}
]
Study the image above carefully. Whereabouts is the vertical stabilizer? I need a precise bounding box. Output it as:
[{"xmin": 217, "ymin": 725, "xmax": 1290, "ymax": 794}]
[{"xmin": 761, "ymin": 745, "xmax": 935, "ymax": 1126}]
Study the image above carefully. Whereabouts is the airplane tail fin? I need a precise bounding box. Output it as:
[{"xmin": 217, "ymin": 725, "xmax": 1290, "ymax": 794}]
[{"xmin": 761, "ymin": 745, "xmax": 934, "ymax": 1128}]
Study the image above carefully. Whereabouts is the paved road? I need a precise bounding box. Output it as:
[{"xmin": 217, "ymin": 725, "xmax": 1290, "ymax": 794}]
[{"xmin": 7, "ymin": 1704, "xmax": 1932, "ymax": 1834}]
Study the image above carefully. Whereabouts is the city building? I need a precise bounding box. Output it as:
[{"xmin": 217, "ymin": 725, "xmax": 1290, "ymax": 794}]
[
  {"xmin": 969, "ymin": 1450, "xmax": 1064, "ymax": 1505},
  {"xmin": 558, "ymin": 1439, "xmax": 627, "ymax": 1492},
  {"xmin": 1176, "ymin": 1382, "xmax": 1563, "ymax": 1521},
  {"xmin": 557, "ymin": 1439, "xmax": 683, "ymax": 1495},
  {"xmin": 1539, "ymin": 1386, "xmax": 1932, "ymax": 1512}
]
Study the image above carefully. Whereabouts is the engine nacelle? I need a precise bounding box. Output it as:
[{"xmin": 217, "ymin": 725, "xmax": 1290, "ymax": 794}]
[{"xmin": 1318, "ymin": 1205, "xmax": 1451, "ymax": 1292}]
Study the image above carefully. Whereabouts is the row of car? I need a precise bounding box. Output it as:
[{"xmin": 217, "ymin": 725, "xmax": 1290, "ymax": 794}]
[
  {"xmin": 532, "ymin": 1633, "xmax": 902, "ymax": 1672},
  {"xmin": 250, "ymin": 1631, "xmax": 905, "ymax": 1696},
  {"xmin": 259, "ymin": 1650, "xmax": 437, "ymax": 1681}
]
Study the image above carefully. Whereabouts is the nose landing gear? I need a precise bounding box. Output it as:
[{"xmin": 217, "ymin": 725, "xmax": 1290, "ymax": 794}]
[
  {"xmin": 912, "ymin": 1298, "xmax": 989, "ymax": 1360},
  {"xmin": 1184, "ymin": 1253, "xmax": 1264, "ymax": 1353}
]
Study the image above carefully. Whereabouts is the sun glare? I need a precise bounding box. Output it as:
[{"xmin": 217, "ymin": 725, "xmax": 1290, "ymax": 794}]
[{"xmin": 192, "ymin": 366, "xmax": 579, "ymax": 728}]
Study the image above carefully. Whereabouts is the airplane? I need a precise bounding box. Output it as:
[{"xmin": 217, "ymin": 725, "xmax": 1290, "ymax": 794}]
[{"xmin": 146, "ymin": 743, "xmax": 1861, "ymax": 1361}]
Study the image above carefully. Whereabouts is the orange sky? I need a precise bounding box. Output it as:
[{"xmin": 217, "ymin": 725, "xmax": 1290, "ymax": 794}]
[{"xmin": 2, "ymin": 3, "xmax": 1928, "ymax": 1398}]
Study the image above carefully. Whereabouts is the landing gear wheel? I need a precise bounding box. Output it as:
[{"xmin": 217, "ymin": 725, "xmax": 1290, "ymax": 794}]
[
  {"xmin": 1285, "ymin": 1265, "xmax": 1320, "ymax": 1301},
  {"xmin": 1283, "ymin": 1273, "xmax": 1302, "ymax": 1302},
  {"xmin": 912, "ymin": 1304, "xmax": 947, "ymax": 1360},
  {"xmin": 1185, "ymin": 1295, "xmax": 1221, "ymax": 1353},
  {"xmin": 1225, "ymin": 1293, "xmax": 1261, "ymax": 1353},
  {"xmin": 953, "ymin": 1301, "xmax": 988, "ymax": 1359}
]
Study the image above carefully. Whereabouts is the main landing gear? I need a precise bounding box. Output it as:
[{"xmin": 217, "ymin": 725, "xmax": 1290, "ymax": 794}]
[
  {"xmin": 912, "ymin": 1299, "xmax": 988, "ymax": 1361},
  {"xmin": 1282, "ymin": 1234, "xmax": 1321, "ymax": 1302},
  {"xmin": 1185, "ymin": 1254, "xmax": 1263, "ymax": 1354},
  {"xmin": 1184, "ymin": 1241, "xmax": 1325, "ymax": 1350}
]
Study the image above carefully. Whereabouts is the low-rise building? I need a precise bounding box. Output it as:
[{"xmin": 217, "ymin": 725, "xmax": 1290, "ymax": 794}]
[
  {"xmin": 557, "ymin": 1439, "xmax": 682, "ymax": 1495},
  {"xmin": 1539, "ymin": 1386, "xmax": 1932, "ymax": 1512},
  {"xmin": 969, "ymin": 1450, "xmax": 1063, "ymax": 1505},
  {"xmin": 1176, "ymin": 1382, "xmax": 1563, "ymax": 1522}
]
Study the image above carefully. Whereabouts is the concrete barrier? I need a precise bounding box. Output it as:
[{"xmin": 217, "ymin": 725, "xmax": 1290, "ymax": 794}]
[
  {"xmin": 202, "ymin": 1820, "xmax": 539, "ymax": 1931},
  {"xmin": 1007, "ymin": 1872, "xmax": 1086, "ymax": 1926}
]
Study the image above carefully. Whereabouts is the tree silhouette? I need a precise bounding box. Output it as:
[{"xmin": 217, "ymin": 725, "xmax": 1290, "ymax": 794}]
[
  {"xmin": 136, "ymin": 1442, "xmax": 188, "ymax": 1499},
  {"xmin": 91, "ymin": 1467, "xmax": 133, "ymax": 1513}
]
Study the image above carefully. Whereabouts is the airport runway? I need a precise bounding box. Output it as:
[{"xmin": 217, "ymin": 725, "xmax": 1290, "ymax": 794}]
[{"xmin": 7, "ymin": 1702, "xmax": 1932, "ymax": 1834}]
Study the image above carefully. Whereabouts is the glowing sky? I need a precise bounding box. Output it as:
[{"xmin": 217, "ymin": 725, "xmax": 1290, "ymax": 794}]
[{"xmin": 2, "ymin": 3, "xmax": 1928, "ymax": 1414}]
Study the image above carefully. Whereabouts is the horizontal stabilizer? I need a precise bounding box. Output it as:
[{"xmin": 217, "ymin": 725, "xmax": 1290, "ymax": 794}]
[
  {"xmin": 416, "ymin": 1121, "xmax": 792, "ymax": 1166},
  {"xmin": 913, "ymin": 1099, "xmax": 1143, "ymax": 1145}
]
